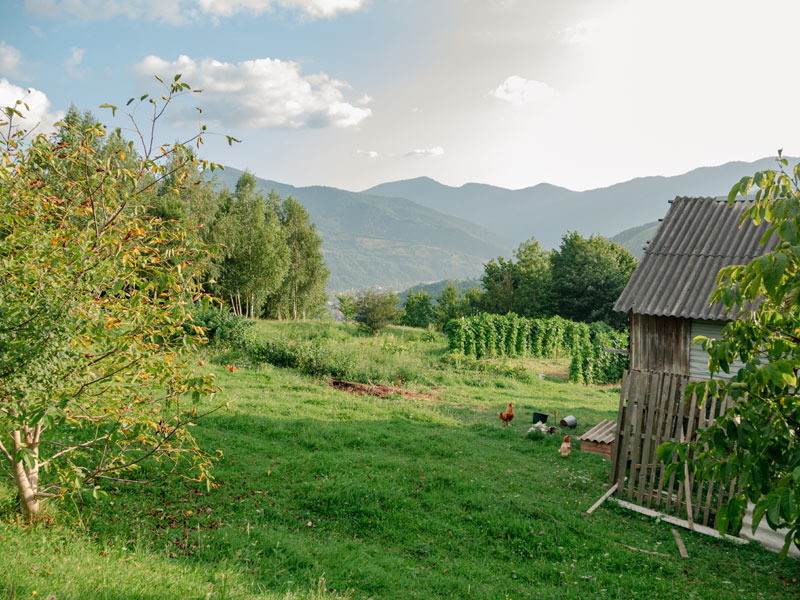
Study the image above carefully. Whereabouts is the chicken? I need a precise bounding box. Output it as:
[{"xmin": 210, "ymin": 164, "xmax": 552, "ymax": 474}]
[
  {"xmin": 558, "ymin": 434, "xmax": 571, "ymax": 458},
  {"xmin": 498, "ymin": 402, "xmax": 514, "ymax": 426}
]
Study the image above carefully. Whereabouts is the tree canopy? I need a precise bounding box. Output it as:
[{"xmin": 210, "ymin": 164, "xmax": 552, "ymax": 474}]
[
  {"xmin": 476, "ymin": 233, "xmax": 634, "ymax": 328},
  {"xmin": 0, "ymin": 78, "xmax": 218, "ymax": 519},
  {"xmin": 549, "ymin": 232, "xmax": 636, "ymax": 329}
]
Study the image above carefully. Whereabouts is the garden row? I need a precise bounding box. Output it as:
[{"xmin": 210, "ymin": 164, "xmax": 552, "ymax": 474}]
[{"xmin": 444, "ymin": 313, "xmax": 628, "ymax": 384}]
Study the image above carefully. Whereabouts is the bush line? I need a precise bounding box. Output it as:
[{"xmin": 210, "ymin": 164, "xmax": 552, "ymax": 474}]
[{"xmin": 444, "ymin": 313, "xmax": 628, "ymax": 384}]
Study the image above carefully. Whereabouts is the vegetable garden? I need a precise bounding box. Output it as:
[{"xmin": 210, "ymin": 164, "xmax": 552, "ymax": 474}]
[{"xmin": 445, "ymin": 313, "xmax": 628, "ymax": 384}]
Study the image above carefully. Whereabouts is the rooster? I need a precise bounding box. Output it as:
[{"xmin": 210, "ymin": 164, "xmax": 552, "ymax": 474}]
[
  {"xmin": 498, "ymin": 402, "xmax": 514, "ymax": 426},
  {"xmin": 558, "ymin": 434, "xmax": 571, "ymax": 458}
]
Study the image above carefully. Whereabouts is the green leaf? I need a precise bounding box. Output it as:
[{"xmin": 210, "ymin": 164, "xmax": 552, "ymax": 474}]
[
  {"xmin": 780, "ymin": 529, "xmax": 795, "ymax": 560},
  {"xmin": 752, "ymin": 498, "xmax": 768, "ymax": 533},
  {"xmin": 99, "ymin": 103, "xmax": 117, "ymax": 117},
  {"xmin": 780, "ymin": 489, "xmax": 795, "ymax": 522},
  {"xmin": 767, "ymin": 494, "xmax": 780, "ymax": 526}
]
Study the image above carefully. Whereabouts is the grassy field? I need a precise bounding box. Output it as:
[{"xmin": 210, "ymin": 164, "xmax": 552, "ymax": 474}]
[{"xmin": 1, "ymin": 322, "xmax": 798, "ymax": 599}]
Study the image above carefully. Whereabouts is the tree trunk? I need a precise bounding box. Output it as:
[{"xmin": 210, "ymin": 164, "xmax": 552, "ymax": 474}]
[
  {"xmin": 9, "ymin": 428, "xmax": 40, "ymax": 520},
  {"xmin": 292, "ymin": 282, "xmax": 298, "ymax": 321}
]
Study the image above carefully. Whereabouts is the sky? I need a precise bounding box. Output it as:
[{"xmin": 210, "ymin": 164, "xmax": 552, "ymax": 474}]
[{"xmin": 3, "ymin": 0, "xmax": 800, "ymax": 191}]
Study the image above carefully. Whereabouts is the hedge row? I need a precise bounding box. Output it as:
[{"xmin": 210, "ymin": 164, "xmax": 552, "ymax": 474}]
[{"xmin": 444, "ymin": 313, "xmax": 628, "ymax": 384}]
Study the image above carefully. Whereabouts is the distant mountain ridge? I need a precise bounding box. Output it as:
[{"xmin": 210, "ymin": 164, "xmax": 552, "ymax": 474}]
[
  {"xmin": 611, "ymin": 221, "xmax": 660, "ymax": 259},
  {"xmin": 211, "ymin": 157, "xmax": 794, "ymax": 292},
  {"xmin": 211, "ymin": 168, "xmax": 511, "ymax": 291},
  {"xmin": 363, "ymin": 157, "xmax": 797, "ymax": 249}
]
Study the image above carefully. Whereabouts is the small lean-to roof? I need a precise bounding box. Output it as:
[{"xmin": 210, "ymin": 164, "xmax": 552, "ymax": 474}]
[
  {"xmin": 614, "ymin": 197, "xmax": 779, "ymax": 320},
  {"xmin": 579, "ymin": 419, "xmax": 616, "ymax": 444}
]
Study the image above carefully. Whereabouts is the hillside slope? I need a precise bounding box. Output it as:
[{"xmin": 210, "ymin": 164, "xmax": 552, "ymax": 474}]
[
  {"xmin": 213, "ymin": 168, "xmax": 510, "ymax": 291},
  {"xmin": 364, "ymin": 157, "xmax": 796, "ymax": 248},
  {"xmin": 611, "ymin": 221, "xmax": 660, "ymax": 259}
]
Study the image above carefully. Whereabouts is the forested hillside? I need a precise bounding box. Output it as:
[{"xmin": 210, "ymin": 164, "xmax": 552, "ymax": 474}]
[
  {"xmin": 214, "ymin": 168, "xmax": 511, "ymax": 291},
  {"xmin": 611, "ymin": 221, "xmax": 660, "ymax": 259}
]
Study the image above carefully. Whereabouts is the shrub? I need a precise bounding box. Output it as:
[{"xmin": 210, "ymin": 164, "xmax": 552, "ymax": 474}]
[
  {"xmin": 189, "ymin": 304, "xmax": 253, "ymax": 348},
  {"xmin": 354, "ymin": 289, "xmax": 398, "ymax": 335},
  {"xmin": 445, "ymin": 312, "xmax": 628, "ymax": 384},
  {"xmin": 248, "ymin": 338, "xmax": 352, "ymax": 379}
]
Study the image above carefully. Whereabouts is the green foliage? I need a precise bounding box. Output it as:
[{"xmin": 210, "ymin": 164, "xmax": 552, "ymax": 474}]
[
  {"xmin": 399, "ymin": 290, "xmax": 434, "ymax": 328},
  {"xmin": 567, "ymin": 322, "xmax": 628, "ymax": 385},
  {"xmin": 0, "ymin": 77, "xmax": 218, "ymax": 519},
  {"xmin": 209, "ymin": 173, "xmax": 289, "ymax": 318},
  {"xmin": 264, "ymin": 194, "xmax": 329, "ymax": 320},
  {"xmin": 433, "ymin": 282, "xmax": 474, "ymax": 330},
  {"xmin": 354, "ymin": 289, "xmax": 399, "ymax": 335},
  {"xmin": 479, "ymin": 237, "xmax": 553, "ymax": 317},
  {"xmin": 248, "ymin": 339, "xmax": 352, "ymax": 379},
  {"xmin": 549, "ymin": 232, "xmax": 637, "ymax": 329},
  {"xmin": 188, "ymin": 304, "xmax": 253, "ymax": 348},
  {"xmin": 446, "ymin": 314, "xmax": 628, "ymax": 384},
  {"xmin": 659, "ymin": 155, "xmax": 800, "ymax": 556},
  {"xmin": 335, "ymin": 293, "xmax": 356, "ymax": 322}
]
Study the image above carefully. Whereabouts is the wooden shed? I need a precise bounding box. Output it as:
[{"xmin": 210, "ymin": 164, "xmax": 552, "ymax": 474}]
[
  {"xmin": 579, "ymin": 419, "xmax": 615, "ymax": 460},
  {"xmin": 607, "ymin": 196, "xmax": 778, "ymax": 529},
  {"xmin": 616, "ymin": 196, "xmax": 778, "ymax": 380}
]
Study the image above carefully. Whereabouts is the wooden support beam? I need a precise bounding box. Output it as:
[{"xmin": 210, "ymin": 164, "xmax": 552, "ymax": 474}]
[
  {"xmin": 586, "ymin": 483, "xmax": 619, "ymax": 516},
  {"xmin": 672, "ymin": 528, "xmax": 689, "ymax": 558},
  {"xmin": 615, "ymin": 542, "xmax": 669, "ymax": 558},
  {"xmin": 609, "ymin": 498, "xmax": 748, "ymax": 544}
]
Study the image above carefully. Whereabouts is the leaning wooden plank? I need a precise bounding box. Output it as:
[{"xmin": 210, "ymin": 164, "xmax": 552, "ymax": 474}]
[
  {"xmin": 683, "ymin": 388, "xmax": 699, "ymax": 529},
  {"xmin": 610, "ymin": 370, "xmax": 633, "ymax": 486},
  {"xmin": 656, "ymin": 374, "xmax": 677, "ymax": 510},
  {"xmin": 645, "ymin": 372, "xmax": 666, "ymax": 508},
  {"xmin": 654, "ymin": 373, "xmax": 677, "ymax": 509},
  {"xmin": 665, "ymin": 376, "xmax": 688, "ymax": 514},
  {"xmin": 698, "ymin": 394, "xmax": 719, "ymax": 524},
  {"xmin": 637, "ymin": 372, "xmax": 660, "ymax": 505},
  {"xmin": 615, "ymin": 542, "xmax": 670, "ymax": 558},
  {"xmin": 609, "ymin": 498, "xmax": 748, "ymax": 544},
  {"xmin": 586, "ymin": 483, "xmax": 619, "ymax": 516},
  {"xmin": 672, "ymin": 528, "xmax": 689, "ymax": 558},
  {"xmin": 627, "ymin": 373, "xmax": 646, "ymax": 500},
  {"xmin": 616, "ymin": 371, "xmax": 638, "ymax": 494}
]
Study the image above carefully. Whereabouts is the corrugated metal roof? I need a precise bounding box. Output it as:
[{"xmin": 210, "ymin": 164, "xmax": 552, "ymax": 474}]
[
  {"xmin": 579, "ymin": 419, "xmax": 616, "ymax": 444},
  {"xmin": 614, "ymin": 197, "xmax": 779, "ymax": 320}
]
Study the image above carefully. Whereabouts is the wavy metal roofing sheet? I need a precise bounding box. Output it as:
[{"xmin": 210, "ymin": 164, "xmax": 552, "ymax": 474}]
[
  {"xmin": 579, "ymin": 419, "xmax": 616, "ymax": 444},
  {"xmin": 614, "ymin": 197, "xmax": 779, "ymax": 320}
]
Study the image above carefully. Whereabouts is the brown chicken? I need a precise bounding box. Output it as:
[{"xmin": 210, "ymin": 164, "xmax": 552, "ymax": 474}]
[
  {"xmin": 498, "ymin": 402, "xmax": 514, "ymax": 426},
  {"xmin": 558, "ymin": 434, "xmax": 571, "ymax": 457}
]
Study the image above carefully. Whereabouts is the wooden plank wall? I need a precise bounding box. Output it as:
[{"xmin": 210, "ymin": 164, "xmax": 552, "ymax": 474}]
[
  {"xmin": 610, "ymin": 369, "xmax": 736, "ymax": 527},
  {"xmin": 629, "ymin": 314, "xmax": 690, "ymax": 375}
]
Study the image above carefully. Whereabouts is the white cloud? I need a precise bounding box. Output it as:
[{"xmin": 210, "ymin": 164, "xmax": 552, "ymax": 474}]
[
  {"xmin": 405, "ymin": 146, "xmax": 444, "ymax": 157},
  {"xmin": 0, "ymin": 79, "xmax": 64, "ymax": 134},
  {"xmin": 65, "ymin": 47, "xmax": 86, "ymax": 78},
  {"xmin": 355, "ymin": 149, "xmax": 378, "ymax": 158},
  {"xmin": 489, "ymin": 75, "xmax": 554, "ymax": 106},
  {"xmin": 0, "ymin": 41, "xmax": 26, "ymax": 80},
  {"xmin": 24, "ymin": 0, "xmax": 367, "ymax": 23},
  {"xmin": 134, "ymin": 54, "xmax": 372, "ymax": 129}
]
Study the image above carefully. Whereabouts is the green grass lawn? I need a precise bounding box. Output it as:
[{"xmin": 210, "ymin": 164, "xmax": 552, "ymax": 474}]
[{"xmin": 1, "ymin": 322, "xmax": 798, "ymax": 599}]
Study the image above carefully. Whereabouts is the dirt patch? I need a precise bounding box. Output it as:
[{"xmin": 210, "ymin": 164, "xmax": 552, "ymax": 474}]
[{"xmin": 328, "ymin": 379, "xmax": 436, "ymax": 400}]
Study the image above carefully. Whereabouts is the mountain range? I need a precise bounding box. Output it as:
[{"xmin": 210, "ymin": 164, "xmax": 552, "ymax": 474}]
[
  {"xmin": 363, "ymin": 157, "xmax": 794, "ymax": 249},
  {"xmin": 212, "ymin": 157, "xmax": 795, "ymax": 291},
  {"xmin": 212, "ymin": 168, "xmax": 510, "ymax": 291}
]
